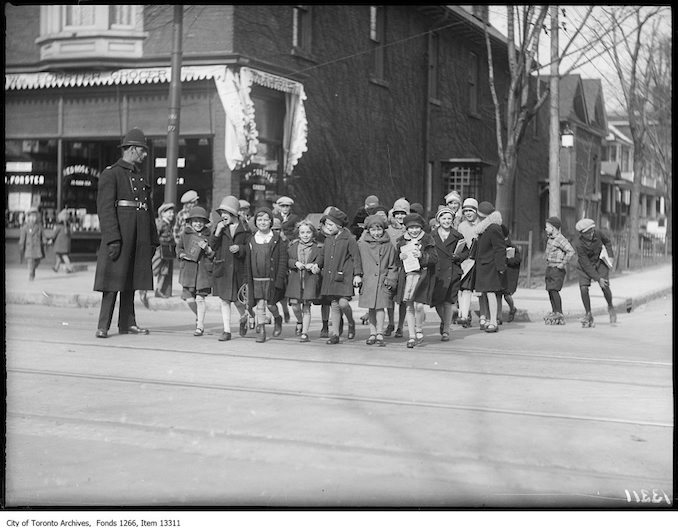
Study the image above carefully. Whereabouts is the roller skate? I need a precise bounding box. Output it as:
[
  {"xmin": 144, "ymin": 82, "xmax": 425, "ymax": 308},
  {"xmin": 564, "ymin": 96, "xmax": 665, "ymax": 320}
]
[
  {"xmin": 579, "ymin": 312, "xmax": 595, "ymax": 328},
  {"xmin": 608, "ymin": 306, "xmax": 617, "ymax": 324},
  {"xmin": 553, "ymin": 312, "xmax": 566, "ymax": 325},
  {"xmin": 543, "ymin": 312, "xmax": 556, "ymax": 325}
]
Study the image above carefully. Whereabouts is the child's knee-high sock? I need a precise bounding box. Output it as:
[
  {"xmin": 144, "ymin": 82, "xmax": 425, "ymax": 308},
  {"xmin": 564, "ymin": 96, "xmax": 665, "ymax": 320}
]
[
  {"xmin": 196, "ymin": 296, "xmax": 207, "ymax": 329},
  {"xmin": 220, "ymin": 299, "xmax": 232, "ymax": 332}
]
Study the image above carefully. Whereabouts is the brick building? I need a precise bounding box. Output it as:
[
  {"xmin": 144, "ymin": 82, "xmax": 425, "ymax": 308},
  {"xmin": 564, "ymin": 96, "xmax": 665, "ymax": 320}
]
[{"xmin": 6, "ymin": 5, "xmax": 549, "ymax": 255}]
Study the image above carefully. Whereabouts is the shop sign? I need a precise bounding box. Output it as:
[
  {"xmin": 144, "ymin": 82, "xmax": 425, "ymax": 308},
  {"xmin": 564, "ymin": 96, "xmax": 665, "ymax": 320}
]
[
  {"xmin": 5, "ymin": 174, "xmax": 46, "ymax": 186},
  {"xmin": 241, "ymin": 166, "xmax": 277, "ymax": 184},
  {"xmin": 63, "ymin": 165, "xmax": 100, "ymax": 178},
  {"xmin": 156, "ymin": 177, "xmax": 185, "ymax": 186}
]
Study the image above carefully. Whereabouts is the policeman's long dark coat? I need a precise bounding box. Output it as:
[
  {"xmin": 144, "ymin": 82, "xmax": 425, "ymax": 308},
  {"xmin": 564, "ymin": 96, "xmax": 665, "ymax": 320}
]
[{"xmin": 93, "ymin": 159, "xmax": 159, "ymax": 292}]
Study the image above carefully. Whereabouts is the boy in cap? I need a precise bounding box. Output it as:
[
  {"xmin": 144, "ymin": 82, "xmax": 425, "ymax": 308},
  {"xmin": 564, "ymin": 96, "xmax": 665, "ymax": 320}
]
[
  {"xmin": 273, "ymin": 196, "xmax": 300, "ymax": 240},
  {"xmin": 574, "ymin": 218, "xmax": 616, "ymax": 327},
  {"xmin": 543, "ymin": 216, "xmax": 575, "ymax": 324}
]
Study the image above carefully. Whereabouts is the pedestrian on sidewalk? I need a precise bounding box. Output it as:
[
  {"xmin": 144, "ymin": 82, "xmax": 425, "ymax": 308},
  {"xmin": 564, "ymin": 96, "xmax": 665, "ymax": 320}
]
[
  {"xmin": 320, "ymin": 206, "xmax": 362, "ymax": 345},
  {"xmin": 150, "ymin": 202, "xmax": 176, "ymax": 299},
  {"xmin": 48, "ymin": 209, "xmax": 74, "ymax": 274},
  {"xmin": 472, "ymin": 202, "xmax": 506, "ymax": 333},
  {"xmin": 430, "ymin": 206, "xmax": 466, "ymax": 341},
  {"xmin": 210, "ymin": 196, "xmax": 251, "ymax": 341},
  {"xmin": 500, "ymin": 224, "xmax": 522, "ymax": 323},
  {"xmin": 177, "ymin": 206, "xmax": 215, "ymax": 336},
  {"xmin": 385, "ymin": 198, "xmax": 410, "ymax": 338},
  {"xmin": 543, "ymin": 216, "xmax": 575, "ymax": 325},
  {"xmin": 357, "ymin": 214, "xmax": 398, "ymax": 347},
  {"xmin": 456, "ymin": 198, "xmax": 481, "ymax": 327},
  {"xmin": 394, "ymin": 212, "xmax": 437, "ymax": 348},
  {"xmin": 285, "ymin": 219, "xmax": 324, "ymax": 343},
  {"xmin": 574, "ymin": 218, "xmax": 616, "ymax": 327},
  {"xmin": 244, "ymin": 207, "xmax": 288, "ymax": 343},
  {"xmin": 93, "ymin": 127, "xmax": 159, "ymax": 338},
  {"xmin": 18, "ymin": 207, "xmax": 48, "ymax": 281}
]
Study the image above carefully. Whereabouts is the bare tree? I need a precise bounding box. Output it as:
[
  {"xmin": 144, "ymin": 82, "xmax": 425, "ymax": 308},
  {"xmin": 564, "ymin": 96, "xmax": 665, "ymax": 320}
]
[
  {"xmin": 589, "ymin": 6, "xmax": 670, "ymax": 260},
  {"xmin": 481, "ymin": 6, "xmax": 597, "ymax": 228}
]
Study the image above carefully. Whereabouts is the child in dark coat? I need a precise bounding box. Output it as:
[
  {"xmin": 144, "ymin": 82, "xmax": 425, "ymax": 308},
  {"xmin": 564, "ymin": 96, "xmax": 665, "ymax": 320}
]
[
  {"xmin": 18, "ymin": 208, "xmax": 48, "ymax": 281},
  {"xmin": 244, "ymin": 207, "xmax": 288, "ymax": 343},
  {"xmin": 500, "ymin": 224, "xmax": 522, "ymax": 323},
  {"xmin": 285, "ymin": 219, "xmax": 324, "ymax": 342},
  {"xmin": 395, "ymin": 213, "xmax": 438, "ymax": 348},
  {"xmin": 48, "ymin": 209, "xmax": 74, "ymax": 273},
  {"xmin": 320, "ymin": 207, "xmax": 363, "ymax": 344},
  {"xmin": 177, "ymin": 207, "xmax": 215, "ymax": 336}
]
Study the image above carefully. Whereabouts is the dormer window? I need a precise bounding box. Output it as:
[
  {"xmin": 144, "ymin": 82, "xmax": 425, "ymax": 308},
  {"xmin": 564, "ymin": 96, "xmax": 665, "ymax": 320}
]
[{"xmin": 37, "ymin": 5, "xmax": 147, "ymax": 64}]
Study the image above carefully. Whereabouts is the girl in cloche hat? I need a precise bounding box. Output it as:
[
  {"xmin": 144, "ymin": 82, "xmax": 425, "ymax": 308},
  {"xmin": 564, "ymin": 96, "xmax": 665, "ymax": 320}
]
[{"xmin": 177, "ymin": 206, "xmax": 215, "ymax": 337}]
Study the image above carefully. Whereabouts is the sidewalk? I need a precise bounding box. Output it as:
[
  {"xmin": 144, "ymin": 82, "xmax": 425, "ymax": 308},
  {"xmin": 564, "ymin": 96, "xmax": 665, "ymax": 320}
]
[{"xmin": 4, "ymin": 260, "xmax": 673, "ymax": 323}]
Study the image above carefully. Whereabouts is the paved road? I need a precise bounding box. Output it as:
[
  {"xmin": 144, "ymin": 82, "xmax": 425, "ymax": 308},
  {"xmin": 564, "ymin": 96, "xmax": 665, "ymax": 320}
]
[{"xmin": 4, "ymin": 296, "xmax": 673, "ymax": 508}]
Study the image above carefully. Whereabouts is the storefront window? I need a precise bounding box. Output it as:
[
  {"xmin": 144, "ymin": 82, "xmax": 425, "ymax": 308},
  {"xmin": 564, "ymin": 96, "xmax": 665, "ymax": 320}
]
[
  {"xmin": 5, "ymin": 139, "xmax": 58, "ymax": 228},
  {"xmin": 152, "ymin": 137, "xmax": 213, "ymax": 213}
]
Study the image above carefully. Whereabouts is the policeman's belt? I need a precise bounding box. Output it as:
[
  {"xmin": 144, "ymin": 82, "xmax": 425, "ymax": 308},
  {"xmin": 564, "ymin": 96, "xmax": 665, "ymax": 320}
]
[{"xmin": 116, "ymin": 200, "xmax": 148, "ymax": 211}]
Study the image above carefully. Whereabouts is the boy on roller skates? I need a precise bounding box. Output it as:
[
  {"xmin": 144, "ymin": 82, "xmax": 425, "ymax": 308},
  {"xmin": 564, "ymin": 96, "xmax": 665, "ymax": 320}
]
[
  {"xmin": 543, "ymin": 216, "xmax": 575, "ymax": 325},
  {"xmin": 573, "ymin": 218, "xmax": 616, "ymax": 327}
]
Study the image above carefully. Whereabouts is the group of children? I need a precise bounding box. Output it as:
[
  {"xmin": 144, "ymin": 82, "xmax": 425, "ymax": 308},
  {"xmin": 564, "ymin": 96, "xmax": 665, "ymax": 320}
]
[
  {"xmin": 174, "ymin": 192, "xmax": 536, "ymax": 348},
  {"xmin": 18, "ymin": 207, "xmax": 73, "ymax": 281}
]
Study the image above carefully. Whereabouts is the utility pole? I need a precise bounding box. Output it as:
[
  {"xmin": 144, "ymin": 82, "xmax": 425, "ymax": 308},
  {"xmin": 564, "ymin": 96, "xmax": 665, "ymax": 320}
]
[
  {"xmin": 548, "ymin": 5, "xmax": 561, "ymax": 218},
  {"xmin": 164, "ymin": 5, "xmax": 183, "ymax": 205}
]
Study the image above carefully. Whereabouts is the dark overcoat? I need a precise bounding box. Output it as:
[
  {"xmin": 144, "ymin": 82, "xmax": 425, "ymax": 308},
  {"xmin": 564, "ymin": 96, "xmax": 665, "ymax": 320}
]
[
  {"xmin": 320, "ymin": 227, "xmax": 363, "ymax": 297},
  {"xmin": 273, "ymin": 211, "xmax": 301, "ymax": 239},
  {"xmin": 357, "ymin": 231, "xmax": 398, "ymax": 309},
  {"xmin": 504, "ymin": 237, "xmax": 522, "ymax": 295},
  {"xmin": 574, "ymin": 230, "xmax": 614, "ymax": 281},
  {"xmin": 177, "ymin": 225, "xmax": 214, "ymax": 291},
  {"xmin": 394, "ymin": 232, "xmax": 438, "ymax": 305},
  {"xmin": 93, "ymin": 159, "xmax": 158, "ymax": 292},
  {"xmin": 19, "ymin": 222, "xmax": 47, "ymax": 259},
  {"xmin": 285, "ymin": 239, "xmax": 324, "ymax": 301},
  {"xmin": 244, "ymin": 231, "xmax": 288, "ymax": 306},
  {"xmin": 430, "ymin": 227, "xmax": 467, "ymax": 306},
  {"xmin": 49, "ymin": 222, "xmax": 71, "ymax": 254},
  {"xmin": 474, "ymin": 218, "xmax": 507, "ymax": 293},
  {"xmin": 209, "ymin": 219, "xmax": 250, "ymax": 301}
]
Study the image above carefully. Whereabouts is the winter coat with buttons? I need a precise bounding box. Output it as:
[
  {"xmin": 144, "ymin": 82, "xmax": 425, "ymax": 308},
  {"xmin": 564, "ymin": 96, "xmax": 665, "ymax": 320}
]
[
  {"xmin": 93, "ymin": 158, "xmax": 159, "ymax": 292},
  {"xmin": 357, "ymin": 231, "xmax": 398, "ymax": 309},
  {"xmin": 320, "ymin": 227, "xmax": 363, "ymax": 298}
]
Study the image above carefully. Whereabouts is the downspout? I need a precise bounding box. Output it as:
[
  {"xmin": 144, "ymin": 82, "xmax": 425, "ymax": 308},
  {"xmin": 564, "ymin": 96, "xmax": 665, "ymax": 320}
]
[
  {"xmin": 423, "ymin": 30, "xmax": 432, "ymax": 217},
  {"xmin": 56, "ymin": 96, "xmax": 63, "ymax": 212}
]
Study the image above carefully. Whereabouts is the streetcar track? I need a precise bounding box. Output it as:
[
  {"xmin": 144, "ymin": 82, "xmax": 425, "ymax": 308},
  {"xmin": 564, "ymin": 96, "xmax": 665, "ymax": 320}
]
[
  {"xmin": 7, "ymin": 410, "xmax": 673, "ymax": 492},
  {"xmin": 9, "ymin": 367, "xmax": 673, "ymax": 428},
  {"xmin": 7, "ymin": 335, "xmax": 672, "ymax": 390}
]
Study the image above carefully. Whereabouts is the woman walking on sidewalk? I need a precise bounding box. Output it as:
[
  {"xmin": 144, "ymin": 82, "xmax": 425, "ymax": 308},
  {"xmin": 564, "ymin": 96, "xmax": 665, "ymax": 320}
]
[{"xmin": 574, "ymin": 218, "xmax": 616, "ymax": 327}]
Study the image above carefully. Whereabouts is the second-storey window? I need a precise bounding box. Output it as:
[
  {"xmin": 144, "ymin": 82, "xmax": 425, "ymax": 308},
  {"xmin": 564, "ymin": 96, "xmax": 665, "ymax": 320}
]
[
  {"xmin": 64, "ymin": 5, "xmax": 95, "ymax": 28},
  {"xmin": 468, "ymin": 51, "xmax": 479, "ymax": 115},
  {"xmin": 370, "ymin": 6, "xmax": 386, "ymax": 81},
  {"xmin": 293, "ymin": 5, "xmax": 312, "ymax": 53},
  {"xmin": 111, "ymin": 5, "xmax": 133, "ymax": 28}
]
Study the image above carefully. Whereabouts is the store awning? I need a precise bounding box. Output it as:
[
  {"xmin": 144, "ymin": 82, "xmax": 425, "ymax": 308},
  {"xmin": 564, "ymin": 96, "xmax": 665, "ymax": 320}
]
[{"xmin": 6, "ymin": 65, "xmax": 308, "ymax": 174}]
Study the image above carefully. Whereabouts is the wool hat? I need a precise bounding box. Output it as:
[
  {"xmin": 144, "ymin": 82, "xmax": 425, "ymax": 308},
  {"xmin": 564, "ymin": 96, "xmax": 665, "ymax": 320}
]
[
  {"xmin": 180, "ymin": 190, "xmax": 199, "ymax": 204},
  {"xmin": 435, "ymin": 206, "xmax": 455, "ymax": 222},
  {"xmin": 410, "ymin": 203, "xmax": 425, "ymax": 216},
  {"xmin": 392, "ymin": 198, "xmax": 410, "ymax": 214},
  {"xmin": 187, "ymin": 206, "xmax": 209, "ymax": 221},
  {"xmin": 364, "ymin": 195, "xmax": 380, "ymax": 209},
  {"xmin": 477, "ymin": 201, "xmax": 495, "ymax": 218},
  {"xmin": 119, "ymin": 127, "xmax": 147, "ymax": 149},
  {"xmin": 158, "ymin": 202, "xmax": 175, "ymax": 216},
  {"xmin": 462, "ymin": 198, "xmax": 478, "ymax": 212},
  {"xmin": 216, "ymin": 195, "xmax": 240, "ymax": 216},
  {"xmin": 403, "ymin": 213, "xmax": 425, "ymax": 228},
  {"xmin": 324, "ymin": 206, "xmax": 348, "ymax": 227},
  {"xmin": 364, "ymin": 214, "xmax": 387, "ymax": 230},
  {"xmin": 276, "ymin": 196, "xmax": 294, "ymax": 206},
  {"xmin": 545, "ymin": 216, "xmax": 562, "ymax": 230},
  {"xmin": 575, "ymin": 218, "xmax": 595, "ymax": 233},
  {"xmin": 238, "ymin": 199, "xmax": 251, "ymax": 210},
  {"xmin": 372, "ymin": 205, "xmax": 388, "ymax": 215},
  {"xmin": 254, "ymin": 207, "xmax": 274, "ymax": 221},
  {"xmin": 444, "ymin": 190, "xmax": 462, "ymax": 204}
]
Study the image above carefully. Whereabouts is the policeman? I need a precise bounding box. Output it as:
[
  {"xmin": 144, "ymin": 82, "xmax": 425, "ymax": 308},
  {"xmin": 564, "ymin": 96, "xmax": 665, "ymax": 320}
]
[{"xmin": 93, "ymin": 127, "xmax": 159, "ymax": 338}]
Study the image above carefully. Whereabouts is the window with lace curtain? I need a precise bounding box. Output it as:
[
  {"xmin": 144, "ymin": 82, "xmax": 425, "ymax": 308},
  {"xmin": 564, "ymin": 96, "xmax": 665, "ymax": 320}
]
[{"xmin": 443, "ymin": 165, "xmax": 482, "ymax": 201}]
